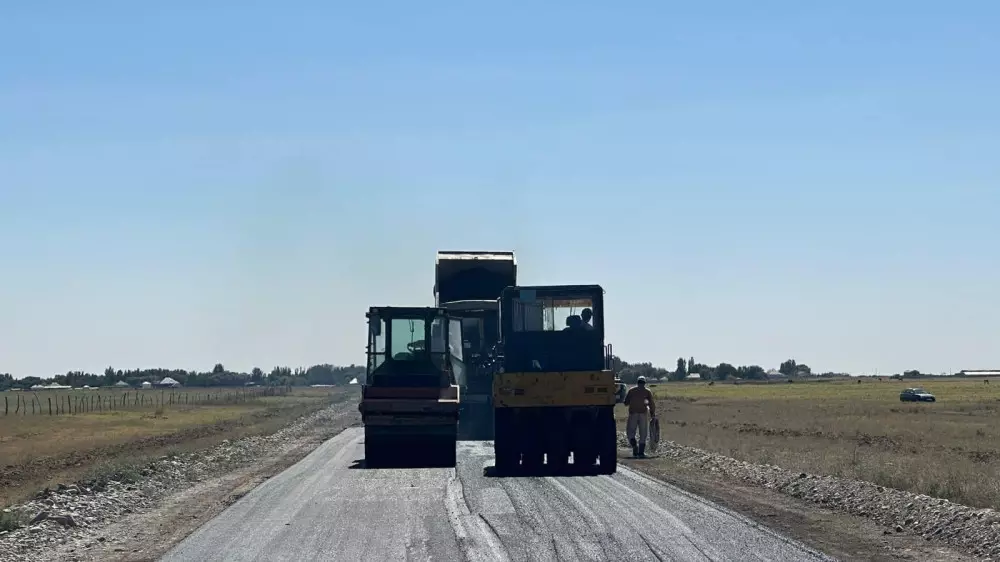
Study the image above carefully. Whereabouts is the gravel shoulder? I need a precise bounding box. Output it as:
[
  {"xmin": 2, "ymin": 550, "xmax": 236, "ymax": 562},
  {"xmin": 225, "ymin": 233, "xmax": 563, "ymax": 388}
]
[
  {"xmin": 620, "ymin": 435, "xmax": 989, "ymax": 562},
  {"xmin": 0, "ymin": 390, "xmax": 362, "ymax": 562}
]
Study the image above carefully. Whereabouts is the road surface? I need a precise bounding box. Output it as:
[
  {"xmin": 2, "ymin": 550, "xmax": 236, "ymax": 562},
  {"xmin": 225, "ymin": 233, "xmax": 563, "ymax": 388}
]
[{"xmin": 161, "ymin": 428, "xmax": 834, "ymax": 561}]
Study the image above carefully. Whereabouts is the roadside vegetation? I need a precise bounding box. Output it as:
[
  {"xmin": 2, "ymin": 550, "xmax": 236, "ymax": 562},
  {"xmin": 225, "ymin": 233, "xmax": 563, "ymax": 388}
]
[
  {"xmin": 616, "ymin": 377, "xmax": 1000, "ymax": 510},
  {"xmin": 0, "ymin": 386, "xmax": 357, "ymax": 506}
]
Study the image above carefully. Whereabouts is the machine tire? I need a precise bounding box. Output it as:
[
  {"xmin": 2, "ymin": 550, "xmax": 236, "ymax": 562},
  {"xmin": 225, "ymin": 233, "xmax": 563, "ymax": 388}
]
[
  {"xmin": 437, "ymin": 433, "xmax": 458, "ymax": 467},
  {"xmin": 365, "ymin": 432, "xmax": 387, "ymax": 468},
  {"xmin": 570, "ymin": 411, "xmax": 596, "ymax": 469},
  {"xmin": 546, "ymin": 411, "xmax": 570, "ymax": 472},
  {"xmin": 522, "ymin": 448, "xmax": 544, "ymax": 471},
  {"xmin": 493, "ymin": 409, "xmax": 518, "ymax": 473},
  {"xmin": 547, "ymin": 439, "xmax": 569, "ymax": 473},
  {"xmin": 597, "ymin": 406, "xmax": 617, "ymax": 475}
]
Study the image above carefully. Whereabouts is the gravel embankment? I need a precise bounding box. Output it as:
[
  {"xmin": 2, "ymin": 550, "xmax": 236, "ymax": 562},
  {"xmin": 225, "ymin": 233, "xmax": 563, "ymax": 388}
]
[
  {"xmin": 620, "ymin": 432, "xmax": 1000, "ymax": 560},
  {"xmin": 0, "ymin": 404, "xmax": 355, "ymax": 562}
]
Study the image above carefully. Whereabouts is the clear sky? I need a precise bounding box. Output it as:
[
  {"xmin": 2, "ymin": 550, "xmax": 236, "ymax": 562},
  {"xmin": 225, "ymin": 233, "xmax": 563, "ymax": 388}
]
[{"xmin": 2, "ymin": 1, "xmax": 997, "ymax": 378}]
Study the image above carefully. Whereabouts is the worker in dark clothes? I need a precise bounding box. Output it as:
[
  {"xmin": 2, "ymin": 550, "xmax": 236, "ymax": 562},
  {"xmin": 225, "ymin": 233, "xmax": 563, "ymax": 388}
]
[{"xmin": 623, "ymin": 376, "xmax": 656, "ymax": 457}]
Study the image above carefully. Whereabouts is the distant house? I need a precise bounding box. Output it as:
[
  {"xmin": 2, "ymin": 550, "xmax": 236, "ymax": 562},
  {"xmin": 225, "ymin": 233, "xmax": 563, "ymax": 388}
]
[
  {"xmin": 766, "ymin": 369, "xmax": 788, "ymax": 380},
  {"xmin": 113, "ymin": 381, "xmax": 130, "ymax": 388},
  {"xmin": 155, "ymin": 377, "xmax": 181, "ymax": 388},
  {"xmin": 141, "ymin": 381, "xmax": 153, "ymax": 389},
  {"xmin": 30, "ymin": 383, "xmax": 72, "ymax": 390}
]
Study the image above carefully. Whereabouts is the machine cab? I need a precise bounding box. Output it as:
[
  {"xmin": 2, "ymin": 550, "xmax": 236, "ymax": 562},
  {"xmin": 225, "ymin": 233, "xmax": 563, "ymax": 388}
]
[
  {"xmin": 365, "ymin": 307, "xmax": 466, "ymax": 388},
  {"xmin": 498, "ymin": 285, "xmax": 607, "ymax": 373}
]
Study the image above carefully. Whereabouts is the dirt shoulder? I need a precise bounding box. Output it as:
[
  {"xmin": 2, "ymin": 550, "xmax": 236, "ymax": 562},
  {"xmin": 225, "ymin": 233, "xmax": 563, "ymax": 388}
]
[
  {"xmin": 623, "ymin": 456, "xmax": 977, "ymax": 562},
  {"xmin": 0, "ymin": 389, "xmax": 362, "ymax": 562}
]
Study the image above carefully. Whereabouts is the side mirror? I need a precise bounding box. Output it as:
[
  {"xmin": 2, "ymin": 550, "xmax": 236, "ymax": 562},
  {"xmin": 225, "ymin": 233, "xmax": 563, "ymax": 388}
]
[{"xmin": 370, "ymin": 315, "xmax": 382, "ymax": 336}]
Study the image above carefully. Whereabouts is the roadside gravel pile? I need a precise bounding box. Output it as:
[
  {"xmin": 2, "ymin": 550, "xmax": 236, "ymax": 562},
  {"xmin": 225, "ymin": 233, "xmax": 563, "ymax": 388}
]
[
  {"xmin": 0, "ymin": 404, "xmax": 352, "ymax": 562},
  {"xmin": 620, "ymin": 432, "xmax": 1000, "ymax": 560}
]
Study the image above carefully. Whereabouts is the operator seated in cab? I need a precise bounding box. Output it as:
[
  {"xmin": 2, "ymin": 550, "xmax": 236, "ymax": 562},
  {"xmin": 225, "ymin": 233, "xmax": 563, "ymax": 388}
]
[
  {"xmin": 562, "ymin": 309, "xmax": 598, "ymax": 332},
  {"xmin": 563, "ymin": 315, "xmax": 584, "ymax": 330}
]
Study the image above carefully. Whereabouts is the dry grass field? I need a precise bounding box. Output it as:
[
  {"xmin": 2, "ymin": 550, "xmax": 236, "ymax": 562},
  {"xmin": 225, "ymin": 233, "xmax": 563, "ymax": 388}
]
[
  {"xmin": 615, "ymin": 377, "xmax": 1000, "ymax": 509},
  {"xmin": 0, "ymin": 386, "xmax": 357, "ymax": 506}
]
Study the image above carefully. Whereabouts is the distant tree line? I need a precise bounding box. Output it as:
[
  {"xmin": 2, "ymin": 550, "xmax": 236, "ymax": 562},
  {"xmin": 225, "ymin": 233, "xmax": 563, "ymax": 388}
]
[
  {"xmin": 607, "ymin": 355, "xmax": 856, "ymax": 384},
  {"xmin": 0, "ymin": 363, "xmax": 366, "ymax": 391},
  {"xmin": 0, "ymin": 357, "xmax": 959, "ymax": 391}
]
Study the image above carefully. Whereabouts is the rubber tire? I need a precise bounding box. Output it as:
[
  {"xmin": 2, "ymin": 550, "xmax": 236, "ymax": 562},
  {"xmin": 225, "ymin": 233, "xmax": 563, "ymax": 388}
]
[
  {"xmin": 597, "ymin": 406, "xmax": 617, "ymax": 475},
  {"xmin": 570, "ymin": 411, "xmax": 596, "ymax": 469},
  {"xmin": 437, "ymin": 433, "xmax": 458, "ymax": 467},
  {"xmin": 494, "ymin": 409, "xmax": 518, "ymax": 473},
  {"xmin": 547, "ymin": 434, "xmax": 569, "ymax": 473},
  {"xmin": 365, "ymin": 431, "xmax": 387, "ymax": 468},
  {"xmin": 545, "ymin": 410, "xmax": 569, "ymax": 472}
]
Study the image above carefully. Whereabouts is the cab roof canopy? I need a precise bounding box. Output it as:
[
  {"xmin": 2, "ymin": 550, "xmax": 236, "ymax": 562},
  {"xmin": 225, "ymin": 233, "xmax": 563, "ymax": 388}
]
[
  {"xmin": 501, "ymin": 285, "xmax": 603, "ymax": 308},
  {"xmin": 501, "ymin": 284, "xmax": 603, "ymax": 295}
]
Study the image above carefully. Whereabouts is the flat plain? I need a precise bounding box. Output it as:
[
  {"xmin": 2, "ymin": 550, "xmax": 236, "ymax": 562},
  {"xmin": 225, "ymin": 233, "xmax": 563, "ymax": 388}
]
[
  {"xmin": 616, "ymin": 377, "xmax": 1000, "ymax": 510},
  {"xmin": 0, "ymin": 386, "xmax": 351, "ymax": 506}
]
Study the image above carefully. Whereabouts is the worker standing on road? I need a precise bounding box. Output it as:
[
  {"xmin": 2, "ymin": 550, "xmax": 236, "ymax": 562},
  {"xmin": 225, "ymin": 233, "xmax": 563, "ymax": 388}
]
[{"xmin": 624, "ymin": 376, "xmax": 656, "ymax": 458}]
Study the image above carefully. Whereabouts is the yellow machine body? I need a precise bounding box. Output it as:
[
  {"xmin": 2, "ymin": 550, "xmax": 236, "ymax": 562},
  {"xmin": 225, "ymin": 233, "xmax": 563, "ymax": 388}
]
[{"xmin": 493, "ymin": 370, "xmax": 616, "ymax": 408}]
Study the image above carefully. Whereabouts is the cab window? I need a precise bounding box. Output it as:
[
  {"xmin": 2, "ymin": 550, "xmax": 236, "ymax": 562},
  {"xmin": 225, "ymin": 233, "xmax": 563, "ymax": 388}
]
[{"xmin": 511, "ymin": 295, "xmax": 597, "ymax": 332}]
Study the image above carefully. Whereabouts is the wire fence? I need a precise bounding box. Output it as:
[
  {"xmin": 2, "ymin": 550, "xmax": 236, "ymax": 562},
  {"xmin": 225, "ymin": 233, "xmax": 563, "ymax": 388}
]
[{"xmin": 1, "ymin": 386, "xmax": 293, "ymax": 417}]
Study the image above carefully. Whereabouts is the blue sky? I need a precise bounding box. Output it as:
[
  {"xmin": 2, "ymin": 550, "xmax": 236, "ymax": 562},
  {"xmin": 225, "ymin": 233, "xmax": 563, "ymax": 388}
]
[{"xmin": 1, "ymin": 1, "xmax": 997, "ymax": 377}]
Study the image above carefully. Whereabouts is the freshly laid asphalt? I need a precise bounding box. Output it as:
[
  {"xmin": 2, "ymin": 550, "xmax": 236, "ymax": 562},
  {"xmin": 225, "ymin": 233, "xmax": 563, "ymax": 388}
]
[{"xmin": 160, "ymin": 427, "xmax": 834, "ymax": 561}]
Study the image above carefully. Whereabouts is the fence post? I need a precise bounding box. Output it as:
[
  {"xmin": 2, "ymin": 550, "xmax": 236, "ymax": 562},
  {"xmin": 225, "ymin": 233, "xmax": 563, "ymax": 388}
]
[
  {"xmin": 48, "ymin": 397, "xmax": 52, "ymax": 415},
  {"xmin": 4, "ymin": 395, "xmax": 7, "ymax": 415}
]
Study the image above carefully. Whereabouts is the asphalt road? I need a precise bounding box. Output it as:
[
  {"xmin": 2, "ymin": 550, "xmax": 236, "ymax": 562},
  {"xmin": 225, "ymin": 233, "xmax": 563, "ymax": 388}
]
[{"xmin": 160, "ymin": 428, "xmax": 834, "ymax": 562}]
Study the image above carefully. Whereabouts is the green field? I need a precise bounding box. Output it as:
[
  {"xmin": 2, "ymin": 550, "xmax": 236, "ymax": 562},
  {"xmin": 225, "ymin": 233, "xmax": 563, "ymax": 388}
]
[{"xmin": 615, "ymin": 377, "xmax": 1000, "ymax": 509}]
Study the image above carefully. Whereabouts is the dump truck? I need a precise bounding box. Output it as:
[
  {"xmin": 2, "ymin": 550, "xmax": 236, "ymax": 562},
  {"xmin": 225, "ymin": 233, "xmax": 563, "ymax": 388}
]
[
  {"xmin": 359, "ymin": 306, "xmax": 465, "ymax": 467},
  {"xmin": 434, "ymin": 251, "xmax": 517, "ymax": 439},
  {"xmin": 491, "ymin": 285, "xmax": 618, "ymax": 474}
]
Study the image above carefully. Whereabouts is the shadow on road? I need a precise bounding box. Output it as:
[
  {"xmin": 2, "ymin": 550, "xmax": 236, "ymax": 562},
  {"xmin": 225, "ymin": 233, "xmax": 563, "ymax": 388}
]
[
  {"xmin": 482, "ymin": 463, "xmax": 609, "ymax": 478},
  {"xmin": 349, "ymin": 458, "xmax": 457, "ymax": 470}
]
